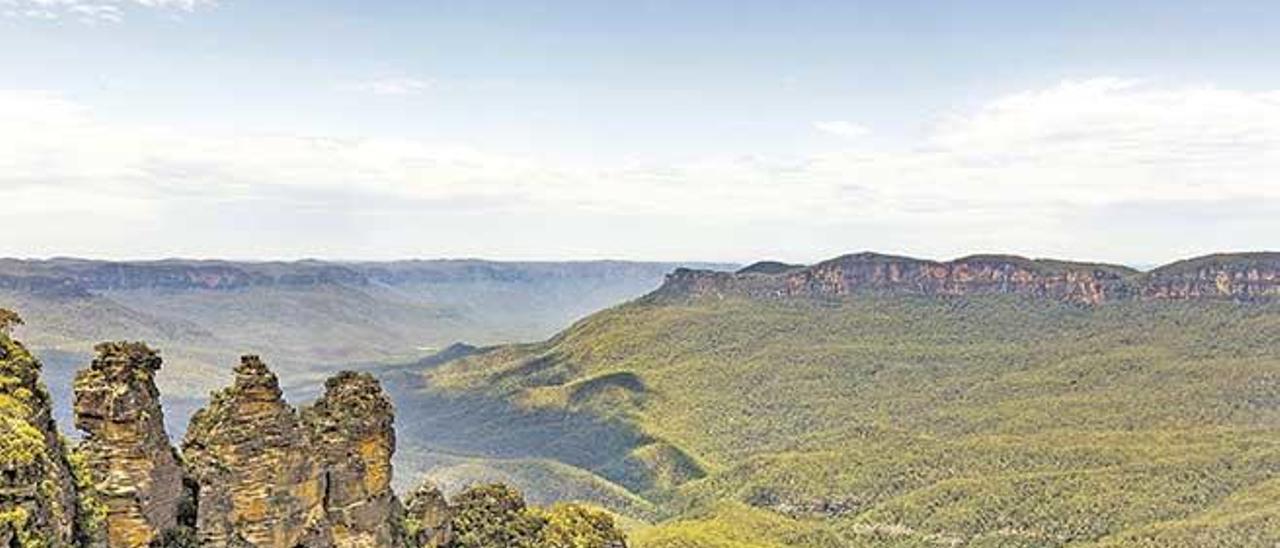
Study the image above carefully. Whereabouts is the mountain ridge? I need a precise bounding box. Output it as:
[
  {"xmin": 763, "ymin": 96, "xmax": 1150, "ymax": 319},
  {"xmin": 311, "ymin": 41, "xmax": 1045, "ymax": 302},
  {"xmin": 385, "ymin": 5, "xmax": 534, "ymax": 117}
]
[
  {"xmin": 651, "ymin": 251, "xmax": 1280, "ymax": 305},
  {"xmin": 0, "ymin": 258, "xmax": 734, "ymax": 294}
]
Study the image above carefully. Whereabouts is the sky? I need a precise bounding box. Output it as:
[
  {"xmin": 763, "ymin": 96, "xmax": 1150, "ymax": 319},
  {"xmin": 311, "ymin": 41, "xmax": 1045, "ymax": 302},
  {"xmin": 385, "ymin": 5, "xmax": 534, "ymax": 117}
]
[{"xmin": 1, "ymin": 0, "xmax": 1278, "ymax": 265}]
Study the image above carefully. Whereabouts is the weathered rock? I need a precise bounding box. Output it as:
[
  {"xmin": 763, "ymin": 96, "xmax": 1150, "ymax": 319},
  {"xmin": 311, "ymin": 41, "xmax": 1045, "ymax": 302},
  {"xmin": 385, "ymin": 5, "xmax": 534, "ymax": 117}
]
[
  {"xmin": 73, "ymin": 342, "xmax": 186, "ymax": 548},
  {"xmin": 0, "ymin": 316, "xmax": 80, "ymax": 546},
  {"xmin": 401, "ymin": 482, "xmax": 453, "ymax": 548},
  {"xmin": 181, "ymin": 356, "xmax": 331, "ymax": 548},
  {"xmin": 302, "ymin": 371, "xmax": 402, "ymax": 548},
  {"xmin": 651, "ymin": 252, "xmax": 1280, "ymax": 305}
]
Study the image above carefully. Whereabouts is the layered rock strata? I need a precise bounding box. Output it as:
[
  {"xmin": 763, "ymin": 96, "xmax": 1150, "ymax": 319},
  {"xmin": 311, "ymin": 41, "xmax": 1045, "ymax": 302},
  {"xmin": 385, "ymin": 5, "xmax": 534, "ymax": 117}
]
[
  {"xmin": 181, "ymin": 356, "xmax": 331, "ymax": 547},
  {"xmin": 303, "ymin": 371, "xmax": 403, "ymax": 548},
  {"xmin": 73, "ymin": 342, "xmax": 185, "ymax": 547},
  {"xmin": 653, "ymin": 252, "xmax": 1280, "ymax": 305}
]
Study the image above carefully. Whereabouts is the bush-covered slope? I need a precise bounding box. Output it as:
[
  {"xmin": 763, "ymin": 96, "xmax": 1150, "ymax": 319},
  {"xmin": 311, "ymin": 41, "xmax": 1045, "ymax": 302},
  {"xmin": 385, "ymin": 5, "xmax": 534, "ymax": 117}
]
[{"xmin": 412, "ymin": 292, "xmax": 1280, "ymax": 546}]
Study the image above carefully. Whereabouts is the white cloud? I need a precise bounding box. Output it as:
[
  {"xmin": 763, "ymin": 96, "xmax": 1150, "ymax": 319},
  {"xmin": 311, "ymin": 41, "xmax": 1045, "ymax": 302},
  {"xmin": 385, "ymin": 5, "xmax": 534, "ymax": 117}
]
[
  {"xmin": 2, "ymin": 78, "xmax": 1278, "ymax": 261},
  {"xmin": 813, "ymin": 120, "xmax": 870, "ymax": 138},
  {"xmin": 0, "ymin": 0, "xmax": 215, "ymax": 22},
  {"xmin": 342, "ymin": 77, "xmax": 433, "ymax": 97}
]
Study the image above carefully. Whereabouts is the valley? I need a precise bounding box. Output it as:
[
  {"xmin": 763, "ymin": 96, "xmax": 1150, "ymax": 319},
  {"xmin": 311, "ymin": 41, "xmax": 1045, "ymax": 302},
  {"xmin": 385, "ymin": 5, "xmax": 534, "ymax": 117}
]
[
  {"xmin": 4, "ymin": 252, "xmax": 1279, "ymax": 546},
  {"xmin": 0, "ymin": 258, "xmax": 726, "ymax": 436},
  {"xmin": 387, "ymin": 252, "xmax": 1280, "ymax": 546}
]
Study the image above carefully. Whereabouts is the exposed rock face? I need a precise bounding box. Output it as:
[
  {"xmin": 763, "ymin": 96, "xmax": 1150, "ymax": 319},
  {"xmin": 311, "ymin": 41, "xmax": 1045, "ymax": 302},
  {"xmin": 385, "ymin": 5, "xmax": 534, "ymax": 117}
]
[
  {"xmin": 0, "ymin": 322, "xmax": 80, "ymax": 546},
  {"xmin": 1142, "ymin": 253, "xmax": 1280, "ymax": 300},
  {"xmin": 652, "ymin": 252, "xmax": 1280, "ymax": 305},
  {"xmin": 73, "ymin": 342, "xmax": 185, "ymax": 548},
  {"xmin": 181, "ymin": 356, "xmax": 331, "ymax": 548},
  {"xmin": 402, "ymin": 482, "xmax": 454, "ymax": 548},
  {"xmin": 653, "ymin": 253, "xmax": 1135, "ymax": 305},
  {"xmin": 303, "ymin": 372, "xmax": 402, "ymax": 548}
]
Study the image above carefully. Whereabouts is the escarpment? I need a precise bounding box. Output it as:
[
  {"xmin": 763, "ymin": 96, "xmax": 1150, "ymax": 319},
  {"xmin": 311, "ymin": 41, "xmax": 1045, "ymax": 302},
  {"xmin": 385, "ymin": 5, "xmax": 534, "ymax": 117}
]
[
  {"xmin": 181, "ymin": 356, "xmax": 331, "ymax": 547},
  {"xmin": 0, "ymin": 313, "xmax": 80, "ymax": 546},
  {"xmin": 651, "ymin": 251, "xmax": 1280, "ymax": 305},
  {"xmin": 1141, "ymin": 253, "xmax": 1280, "ymax": 300},
  {"xmin": 73, "ymin": 342, "xmax": 186, "ymax": 547}
]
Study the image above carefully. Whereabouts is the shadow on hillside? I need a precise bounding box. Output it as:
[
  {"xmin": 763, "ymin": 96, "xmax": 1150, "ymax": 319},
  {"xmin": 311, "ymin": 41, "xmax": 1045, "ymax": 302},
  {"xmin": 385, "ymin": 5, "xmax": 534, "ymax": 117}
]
[{"xmin": 377, "ymin": 367, "xmax": 678, "ymax": 495}]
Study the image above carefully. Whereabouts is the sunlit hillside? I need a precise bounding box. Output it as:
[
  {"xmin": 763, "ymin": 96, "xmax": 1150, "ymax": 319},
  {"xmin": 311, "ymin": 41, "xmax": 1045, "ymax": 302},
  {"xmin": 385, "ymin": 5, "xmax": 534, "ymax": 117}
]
[{"xmin": 388, "ymin": 259, "xmax": 1280, "ymax": 546}]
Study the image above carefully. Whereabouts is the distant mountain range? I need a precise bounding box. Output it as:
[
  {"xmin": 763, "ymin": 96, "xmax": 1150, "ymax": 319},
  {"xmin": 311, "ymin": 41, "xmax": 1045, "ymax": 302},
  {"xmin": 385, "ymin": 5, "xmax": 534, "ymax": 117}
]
[
  {"xmin": 0, "ymin": 258, "xmax": 731, "ymax": 434},
  {"xmin": 654, "ymin": 251, "xmax": 1280, "ymax": 305}
]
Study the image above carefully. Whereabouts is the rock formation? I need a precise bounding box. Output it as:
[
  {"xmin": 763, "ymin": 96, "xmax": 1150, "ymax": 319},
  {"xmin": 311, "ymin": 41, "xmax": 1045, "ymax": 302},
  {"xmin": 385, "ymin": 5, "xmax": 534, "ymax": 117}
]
[
  {"xmin": 181, "ymin": 356, "xmax": 331, "ymax": 547},
  {"xmin": 0, "ymin": 309, "xmax": 631, "ymax": 548},
  {"xmin": 402, "ymin": 482, "xmax": 454, "ymax": 548},
  {"xmin": 0, "ymin": 312, "xmax": 80, "ymax": 546},
  {"xmin": 303, "ymin": 371, "xmax": 402, "ymax": 548},
  {"xmin": 652, "ymin": 251, "xmax": 1280, "ymax": 305},
  {"xmin": 73, "ymin": 342, "xmax": 186, "ymax": 547}
]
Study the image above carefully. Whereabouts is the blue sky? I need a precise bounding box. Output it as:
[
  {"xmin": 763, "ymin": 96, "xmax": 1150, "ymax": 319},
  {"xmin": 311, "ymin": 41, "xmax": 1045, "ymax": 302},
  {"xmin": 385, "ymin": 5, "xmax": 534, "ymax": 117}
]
[{"xmin": 2, "ymin": 1, "xmax": 1278, "ymax": 264}]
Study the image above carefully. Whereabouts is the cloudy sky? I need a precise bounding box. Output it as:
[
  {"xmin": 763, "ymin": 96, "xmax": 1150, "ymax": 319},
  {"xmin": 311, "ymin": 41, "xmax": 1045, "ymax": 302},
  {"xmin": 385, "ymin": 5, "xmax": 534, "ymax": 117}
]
[{"xmin": 2, "ymin": 1, "xmax": 1278, "ymax": 265}]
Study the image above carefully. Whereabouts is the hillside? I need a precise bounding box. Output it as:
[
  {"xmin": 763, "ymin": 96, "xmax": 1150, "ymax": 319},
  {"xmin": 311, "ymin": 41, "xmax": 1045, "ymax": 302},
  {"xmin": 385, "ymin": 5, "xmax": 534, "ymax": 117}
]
[
  {"xmin": 0, "ymin": 258, "xmax": 728, "ymax": 434},
  {"xmin": 389, "ymin": 252, "xmax": 1280, "ymax": 546}
]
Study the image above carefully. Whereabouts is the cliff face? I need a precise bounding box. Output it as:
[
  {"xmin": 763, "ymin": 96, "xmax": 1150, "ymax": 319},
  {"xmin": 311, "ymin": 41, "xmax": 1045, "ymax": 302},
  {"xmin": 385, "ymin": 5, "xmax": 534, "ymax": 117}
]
[
  {"xmin": 0, "ymin": 325, "xmax": 80, "ymax": 546},
  {"xmin": 181, "ymin": 356, "xmax": 331, "ymax": 547},
  {"xmin": 303, "ymin": 372, "xmax": 403, "ymax": 548},
  {"xmin": 651, "ymin": 252, "xmax": 1280, "ymax": 305},
  {"xmin": 1142, "ymin": 253, "xmax": 1280, "ymax": 301},
  {"xmin": 73, "ymin": 342, "xmax": 186, "ymax": 548}
]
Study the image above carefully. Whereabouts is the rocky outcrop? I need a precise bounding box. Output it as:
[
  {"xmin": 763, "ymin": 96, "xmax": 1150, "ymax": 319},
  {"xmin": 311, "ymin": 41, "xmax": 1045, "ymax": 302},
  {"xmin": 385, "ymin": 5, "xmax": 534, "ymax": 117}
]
[
  {"xmin": 402, "ymin": 482, "xmax": 454, "ymax": 548},
  {"xmin": 0, "ymin": 315, "xmax": 80, "ymax": 546},
  {"xmin": 0, "ymin": 306, "xmax": 631, "ymax": 548},
  {"xmin": 73, "ymin": 342, "xmax": 186, "ymax": 548},
  {"xmin": 651, "ymin": 252, "xmax": 1280, "ymax": 305},
  {"xmin": 181, "ymin": 356, "xmax": 331, "ymax": 548},
  {"xmin": 303, "ymin": 372, "xmax": 402, "ymax": 548}
]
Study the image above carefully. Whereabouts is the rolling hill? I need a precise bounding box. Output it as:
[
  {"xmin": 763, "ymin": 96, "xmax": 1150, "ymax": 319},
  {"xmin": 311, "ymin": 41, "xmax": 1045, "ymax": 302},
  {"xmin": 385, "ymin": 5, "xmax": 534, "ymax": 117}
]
[{"xmin": 384, "ymin": 252, "xmax": 1280, "ymax": 546}]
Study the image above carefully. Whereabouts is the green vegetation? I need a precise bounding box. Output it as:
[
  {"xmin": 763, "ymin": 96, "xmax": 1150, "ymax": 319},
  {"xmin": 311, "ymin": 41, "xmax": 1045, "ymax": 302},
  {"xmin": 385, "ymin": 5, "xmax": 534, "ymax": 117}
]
[
  {"xmin": 445, "ymin": 483, "xmax": 626, "ymax": 548},
  {"xmin": 0, "ymin": 311, "xmax": 60, "ymax": 547},
  {"xmin": 412, "ymin": 294, "xmax": 1280, "ymax": 546},
  {"xmin": 535, "ymin": 503, "xmax": 629, "ymax": 548},
  {"xmin": 66, "ymin": 448, "xmax": 106, "ymax": 544},
  {"xmin": 449, "ymin": 484, "xmax": 546, "ymax": 547}
]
